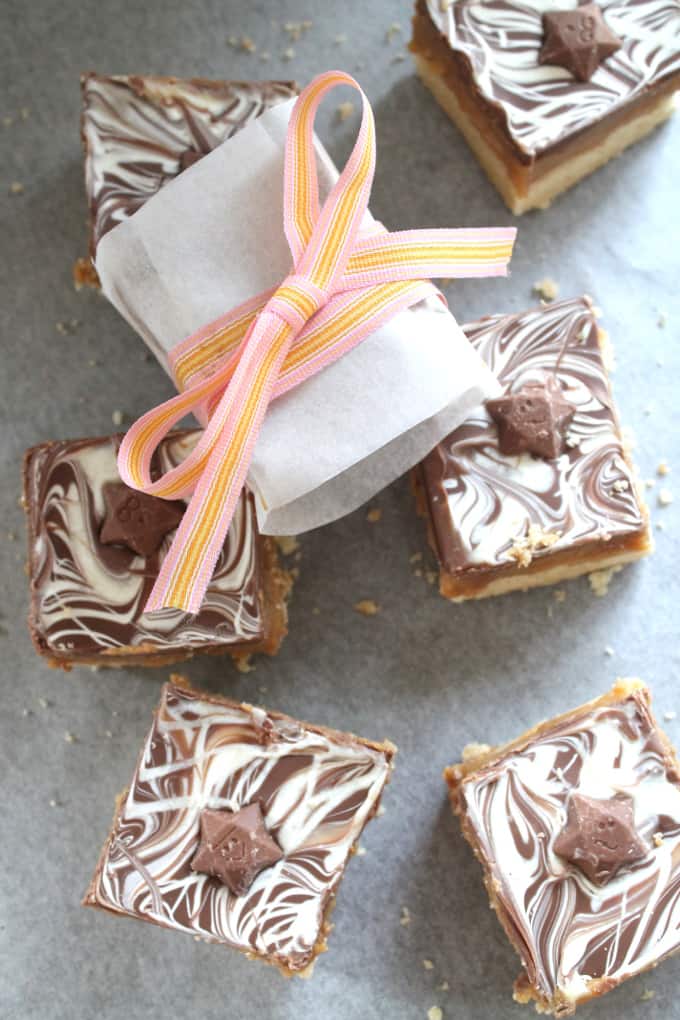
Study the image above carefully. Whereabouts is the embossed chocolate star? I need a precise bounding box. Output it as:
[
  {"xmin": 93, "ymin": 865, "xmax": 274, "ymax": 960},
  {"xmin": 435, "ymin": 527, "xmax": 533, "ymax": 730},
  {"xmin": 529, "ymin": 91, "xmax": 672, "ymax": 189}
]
[
  {"xmin": 486, "ymin": 375, "xmax": 575, "ymax": 459},
  {"xmin": 539, "ymin": 3, "xmax": 622, "ymax": 82},
  {"xmin": 100, "ymin": 482, "xmax": 185, "ymax": 557},
  {"xmin": 191, "ymin": 803, "xmax": 283, "ymax": 896},
  {"xmin": 554, "ymin": 792, "xmax": 648, "ymax": 885}
]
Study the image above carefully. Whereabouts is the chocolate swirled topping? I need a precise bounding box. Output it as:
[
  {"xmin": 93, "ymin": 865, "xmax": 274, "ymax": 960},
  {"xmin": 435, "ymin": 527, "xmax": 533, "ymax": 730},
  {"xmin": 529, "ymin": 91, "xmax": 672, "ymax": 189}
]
[
  {"xmin": 424, "ymin": 0, "xmax": 680, "ymax": 156},
  {"xmin": 81, "ymin": 74, "xmax": 298, "ymax": 254},
  {"xmin": 84, "ymin": 681, "xmax": 394, "ymax": 972},
  {"xmin": 422, "ymin": 297, "xmax": 646, "ymax": 576},
  {"xmin": 24, "ymin": 431, "xmax": 267, "ymax": 660},
  {"xmin": 454, "ymin": 683, "xmax": 680, "ymax": 1009}
]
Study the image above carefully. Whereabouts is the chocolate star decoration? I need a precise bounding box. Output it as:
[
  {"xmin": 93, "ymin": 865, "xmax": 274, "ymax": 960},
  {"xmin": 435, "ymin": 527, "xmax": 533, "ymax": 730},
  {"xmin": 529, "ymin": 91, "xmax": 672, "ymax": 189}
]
[
  {"xmin": 485, "ymin": 375, "xmax": 575, "ymax": 459},
  {"xmin": 554, "ymin": 792, "xmax": 648, "ymax": 885},
  {"xmin": 539, "ymin": 3, "xmax": 622, "ymax": 82},
  {"xmin": 191, "ymin": 804, "xmax": 283, "ymax": 896},
  {"xmin": 100, "ymin": 482, "xmax": 185, "ymax": 558}
]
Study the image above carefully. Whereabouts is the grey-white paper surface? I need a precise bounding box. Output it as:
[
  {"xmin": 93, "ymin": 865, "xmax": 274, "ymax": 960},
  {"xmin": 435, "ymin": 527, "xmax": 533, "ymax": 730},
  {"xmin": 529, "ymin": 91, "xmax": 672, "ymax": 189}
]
[
  {"xmin": 1, "ymin": 2, "xmax": 679, "ymax": 1020},
  {"xmin": 96, "ymin": 96, "xmax": 499, "ymax": 535}
]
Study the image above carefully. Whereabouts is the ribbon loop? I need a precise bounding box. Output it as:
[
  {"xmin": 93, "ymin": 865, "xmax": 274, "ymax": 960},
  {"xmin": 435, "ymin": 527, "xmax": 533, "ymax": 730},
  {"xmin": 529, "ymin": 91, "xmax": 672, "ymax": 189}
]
[{"xmin": 119, "ymin": 70, "xmax": 516, "ymax": 614}]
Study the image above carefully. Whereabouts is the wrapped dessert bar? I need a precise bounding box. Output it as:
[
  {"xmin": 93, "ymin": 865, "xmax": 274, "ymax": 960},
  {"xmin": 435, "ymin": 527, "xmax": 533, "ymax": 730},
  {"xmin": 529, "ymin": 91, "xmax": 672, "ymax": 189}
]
[
  {"xmin": 84, "ymin": 678, "xmax": 395, "ymax": 975},
  {"xmin": 415, "ymin": 297, "xmax": 651, "ymax": 600},
  {"xmin": 23, "ymin": 431, "xmax": 290, "ymax": 668},
  {"xmin": 75, "ymin": 73, "xmax": 297, "ymax": 286},
  {"xmin": 410, "ymin": 0, "xmax": 680, "ymax": 213},
  {"xmin": 446, "ymin": 679, "xmax": 680, "ymax": 1015},
  {"xmin": 93, "ymin": 70, "xmax": 515, "ymax": 569}
]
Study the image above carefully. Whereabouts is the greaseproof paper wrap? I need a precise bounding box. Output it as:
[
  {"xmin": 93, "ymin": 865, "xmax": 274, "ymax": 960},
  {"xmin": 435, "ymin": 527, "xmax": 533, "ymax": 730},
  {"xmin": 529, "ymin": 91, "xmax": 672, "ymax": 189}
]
[{"xmin": 96, "ymin": 96, "xmax": 501, "ymax": 536}]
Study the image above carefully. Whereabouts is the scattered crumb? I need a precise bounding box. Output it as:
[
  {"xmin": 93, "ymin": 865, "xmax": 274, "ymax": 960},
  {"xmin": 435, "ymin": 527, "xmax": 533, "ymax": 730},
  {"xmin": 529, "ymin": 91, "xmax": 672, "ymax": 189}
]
[
  {"xmin": 283, "ymin": 20, "xmax": 312, "ymax": 41},
  {"xmin": 532, "ymin": 277, "xmax": 559, "ymax": 302},
  {"xmin": 20, "ymin": 106, "xmax": 30, "ymax": 120},
  {"xmin": 427, "ymin": 1008, "xmax": 443, "ymax": 1020},
  {"xmin": 425, "ymin": 570, "xmax": 437, "ymax": 585},
  {"xmin": 653, "ymin": 833, "xmax": 664, "ymax": 848},
  {"xmin": 508, "ymin": 524, "xmax": 560, "ymax": 568},
  {"xmin": 311, "ymin": 607, "xmax": 320, "ymax": 616},
  {"xmin": 240, "ymin": 36, "xmax": 256, "ymax": 53},
  {"xmin": 49, "ymin": 799, "xmax": 58, "ymax": 808},
  {"xmin": 553, "ymin": 589, "xmax": 566, "ymax": 603},
  {"xmin": 640, "ymin": 989, "xmax": 655, "ymax": 1002},
  {"xmin": 604, "ymin": 646, "xmax": 615, "ymax": 657},
  {"xmin": 643, "ymin": 405, "xmax": 653, "ymax": 417},
  {"xmin": 392, "ymin": 52, "xmax": 407, "ymax": 63},
  {"xmin": 657, "ymin": 460, "xmax": 671, "ymax": 477},
  {"xmin": 657, "ymin": 312, "xmax": 666, "ymax": 329},
  {"xmin": 111, "ymin": 409, "xmax": 124, "ymax": 426},
  {"xmin": 9, "ymin": 180, "xmax": 24, "ymax": 194},
  {"xmin": 260, "ymin": 51, "xmax": 270, "ymax": 62},
  {"xmin": 658, "ymin": 489, "xmax": 673, "ymax": 507},
  {"xmin": 423, "ymin": 959, "xmax": 434, "ymax": 970},
  {"xmin": 3, "ymin": 115, "xmax": 13, "ymax": 127},
  {"xmin": 64, "ymin": 731, "xmax": 76, "ymax": 744},
  {"xmin": 226, "ymin": 34, "xmax": 238, "ymax": 47},
  {"xmin": 376, "ymin": 804, "xmax": 385, "ymax": 817},
  {"xmin": 462, "ymin": 742, "xmax": 491, "ymax": 762},
  {"xmin": 7, "ymin": 530, "xmax": 16, "ymax": 542},
  {"xmin": 38, "ymin": 697, "xmax": 49, "ymax": 709},
  {"xmin": 437, "ymin": 982, "xmax": 449, "ymax": 992},
  {"xmin": 409, "ymin": 552, "xmax": 423, "ymax": 564},
  {"xmin": 275, "ymin": 535, "xmax": 299, "ymax": 556},
  {"xmin": 282, "ymin": 47, "xmax": 295, "ymax": 61},
  {"xmin": 104, "ymin": 729, "xmax": 113, "ymax": 738},
  {"xmin": 336, "ymin": 101, "xmax": 355, "ymax": 122},
  {"xmin": 21, "ymin": 708, "xmax": 30, "ymax": 717},
  {"xmin": 588, "ymin": 565, "xmax": 623, "ymax": 597},
  {"xmin": 612, "ymin": 479, "xmax": 629, "ymax": 493},
  {"xmin": 356, "ymin": 846, "xmax": 367, "ymax": 857},
  {"xmin": 656, "ymin": 521, "xmax": 666, "ymax": 532},
  {"xmin": 234, "ymin": 655, "xmax": 255, "ymax": 674},
  {"xmin": 645, "ymin": 479, "xmax": 656, "ymax": 490},
  {"xmin": 334, "ymin": 33, "xmax": 347, "ymax": 44},
  {"xmin": 400, "ymin": 906, "xmax": 411, "ymax": 927},
  {"xmin": 366, "ymin": 507, "xmax": 382, "ymax": 523},
  {"xmin": 385, "ymin": 22, "xmax": 402, "ymax": 43},
  {"xmin": 354, "ymin": 599, "xmax": 380, "ymax": 616},
  {"xmin": 664, "ymin": 710, "xmax": 676, "ymax": 721},
  {"xmin": 413, "ymin": 568, "xmax": 423, "ymax": 578}
]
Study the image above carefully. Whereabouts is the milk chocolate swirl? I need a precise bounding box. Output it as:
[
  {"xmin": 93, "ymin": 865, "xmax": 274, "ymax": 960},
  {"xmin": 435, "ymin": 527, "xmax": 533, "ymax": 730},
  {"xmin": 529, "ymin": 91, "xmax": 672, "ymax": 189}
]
[
  {"xmin": 86, "ymin": 682, "xmax": 393, "ymax": 970},
  {"xmin": 25, "ymin": 432, "xmax": 265, "ymax": 657},
  {"xmin": 422, "ymin": 297, "xmax": 645, "ymax": 573},
  {"xmin": 457, "ymin": 687, "xmax": 680, "ymax": 1006},
  {"xmin": 426, "ymin": 0, "xmax": 680, "ymax": 155},
  {"xmin": 81, "ymin": 74, "xmax": 297, "ymax": 252}
]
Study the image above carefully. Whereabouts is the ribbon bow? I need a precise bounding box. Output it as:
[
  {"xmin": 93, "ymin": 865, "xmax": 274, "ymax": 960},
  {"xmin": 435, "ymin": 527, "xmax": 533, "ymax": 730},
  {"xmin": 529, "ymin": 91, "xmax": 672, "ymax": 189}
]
[{"xmin": 118, "ymin": 71, "xmax": 516, "ymax": 614}]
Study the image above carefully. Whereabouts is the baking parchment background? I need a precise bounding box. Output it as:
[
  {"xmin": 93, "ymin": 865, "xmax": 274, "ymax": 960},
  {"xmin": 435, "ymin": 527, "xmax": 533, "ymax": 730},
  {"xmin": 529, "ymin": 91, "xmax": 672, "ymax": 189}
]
[{"xmin": 1, "ymin": 2, "xmax": 679, "ymax": 1019}]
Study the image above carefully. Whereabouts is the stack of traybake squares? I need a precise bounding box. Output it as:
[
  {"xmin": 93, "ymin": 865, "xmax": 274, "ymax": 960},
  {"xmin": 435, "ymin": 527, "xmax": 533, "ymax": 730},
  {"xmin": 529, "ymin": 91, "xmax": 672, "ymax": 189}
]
[{"xmin": 21, "ymin": 7, "xmax": 680, "ymax": 1011}]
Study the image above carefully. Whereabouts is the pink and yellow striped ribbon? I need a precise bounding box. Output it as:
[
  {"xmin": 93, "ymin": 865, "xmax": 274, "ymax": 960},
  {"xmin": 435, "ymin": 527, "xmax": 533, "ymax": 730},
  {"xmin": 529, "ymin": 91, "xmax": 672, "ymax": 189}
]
[{"xmin": 118, "ymin": 71, "xmax": 516, "ymax": 614}]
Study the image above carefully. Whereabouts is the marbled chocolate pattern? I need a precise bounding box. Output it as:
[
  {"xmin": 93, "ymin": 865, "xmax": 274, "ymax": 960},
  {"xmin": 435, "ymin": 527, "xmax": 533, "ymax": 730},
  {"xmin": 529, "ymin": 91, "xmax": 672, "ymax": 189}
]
[
  {"xmin": 88, "ymin": 683, "xmax": 392, "ymax": 970},
  {"xmin": 26, "ymin": 432, "xmax": 264, "ymax": 657},
  {"xmin": 82, "ymin": 74, "xmax": 297, "ymax": 250},
  {"xmin": 422, "ymin": 298, "xmax": 644, "ymax": 573},
  {"xmin": 458, "ymin": 689, "xmax": 680, "ymax": 1006},
  {"xmin": 426, "ymin": 0, "xmax": 680, "ymax": 155}
]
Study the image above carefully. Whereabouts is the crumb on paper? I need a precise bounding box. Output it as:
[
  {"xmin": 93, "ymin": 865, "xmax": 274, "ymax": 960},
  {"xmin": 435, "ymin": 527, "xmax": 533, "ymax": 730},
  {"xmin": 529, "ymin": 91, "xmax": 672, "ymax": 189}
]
[
  {"xmin": 111, "ymin": 409, "xmax": 124, "ymax": 426},
  {"xmin": 240, "ymin": 36, "xmax": 256, "ymax": 53},
  {"xmin": 425, "ymin": 570, "xmax": 437, "ymax": 585},
  {"xmin": 612, "ymin": 479, "xmax": 629, "ymax": 493},
  {"xmin": 260, "ymin": 51, "xmax": 270, "ymax": 62},
  {"xmin": 366, "ymin": 507, "xmax": 382, "ymax": 523},
  {"xmin": 376, "ymin": 804, "xmax": 385, "ymax": 817},
  {"xmin": 645, "ymin": 478, "xmax": 656, "ymax": 490},
  {"xmin": 553, "ymin": 589, "xmax": 566, "ymax": 603},
  {"xmin": 311, "ymin": 607, "xmax": 320, "ymax": 616},
  {"xmin": 588, "ymin": 565, "xmax": 623, "ymax": 597},
  {"xmin": 283, "ymin": 20, "xmax": 312, "ymax": 42},
  {"xmin": 657, "ymin": 461, "xmax": 671, "ymax": 477},
  {"xmin": 282, "ymin": 47, "xmax": 295, "ymax": 60},
  {"xmin": 354, "ymin": 599, "xmax": 380, "ymax": 616},
  {"xmin": 356, "ymin": 846, "xmax": 367, "ymax": 857},
  {"xmin": 423, "ymin": 959, "xmax": 434, "ymax": 970},
  {"xmin": 508, "ymin": 524, "xmax": 560, "ymax": 568},
  {"xmin": 640, "ymin": 989, "xmax": 655, "ymax": 1002},
  {"xmin": 658, "ymin": 489, "xmax": 673, "ymax": 507},
  {"xmin": 64, "ymin": 731, "xmax": 76, "ymax": 744},
  {"xmin": 385, "ymin": 22, "xmax": 402, "ymax": 43},
  {"xmin": 427, "ymin": 1008, "xmax": 443, "ymax": 1020},
  {"xmin": 334, "ymin": 33, "xmax": 347, "ymax": 44},
  {"xmin": 392, "ymin": 52, "xmax": 407, "ymax": 63},
  {"xmin": 664, "ymin": 710, "xmax": 676, "ymax": 721},
  {"xmin": 38, "ymin": 697, "xmax": 49, "ymax": 709},
  {"xmin": 532, "ymin": 277, "xmax": 559, "ymax": 302},
  {"xmin": 49, "ymin": 799, "xmax": 58, "ymax": 808},
  {"xmin": 275, "ymin": 535, "xmax": 299, "ymax": 556},
  {"xmin": 656, "ymin": 521, "xmax": 666, "ymax": 532},
  {"xmin": 410, "ymin": 552, "xmax": 423, "ymax": 564},
  {"xmin": 336, "ymin": 101, "xmax": 355, "ymax": 122},
  {"xmin": 400, "ymin": 906, "xmax": 411, "ymax": 927},
  {"xmin": 462, "ymin": 742, "xmax": 491, "ymax": 762},
  {"xmin": 104, "ymin": 729, "xmax": 113, "ymax": 738},
  {"xmin": 657, "ymin": 312, "xmax": 666, "ymax": 329},
  {"xmin": 604, "ymin": 646, "xmax": 615, "ymax": 657},
  {"xmin": 9, "ymin": 180, "xmax": 24, "ymax": 194},
  {"xmin": 437, "ymin": 982, "xmax": 449, "ymax": 992},
  {"xmin": 234, "ymin": 655, "xmax": 254, "ymax": 674},
  {"xmin": 226, "ymin": 34, "xmax": 238, "ymax": 47}
]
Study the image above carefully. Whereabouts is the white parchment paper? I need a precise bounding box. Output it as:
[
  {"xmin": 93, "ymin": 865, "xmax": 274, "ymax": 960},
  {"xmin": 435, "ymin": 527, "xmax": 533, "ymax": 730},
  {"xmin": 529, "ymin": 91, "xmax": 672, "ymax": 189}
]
[{"xmin": 96, "ymin": 97, "xmax": 500, "ymax": 535}]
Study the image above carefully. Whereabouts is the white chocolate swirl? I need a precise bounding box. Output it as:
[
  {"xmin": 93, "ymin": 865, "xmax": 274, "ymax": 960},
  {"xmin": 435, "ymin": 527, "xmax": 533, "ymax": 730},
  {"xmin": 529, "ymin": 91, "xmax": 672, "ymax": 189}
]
[
  {"xmin": 87, "ymin": 683, "xmax": 393, "ymax": 970},
  {"xmin": 458, "ymin": 689, "xmax": 680, "ymax": 1006},
  {"xmin": 26, "ymin": 432, "xmax": 265, "ymax": 657},
  {"xmin": 423, "ymin": 298, "xmax": 645, "ymax": 572},
  {"xmin": 82, "ymin": 74, "xmax": 297, "ymax": 250},
  {"xmin": 425, "ymin": 0, "xmax": 680, "ymax": 155}
]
